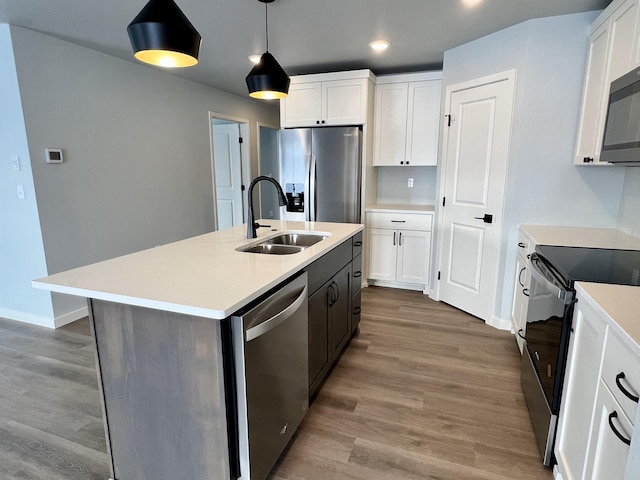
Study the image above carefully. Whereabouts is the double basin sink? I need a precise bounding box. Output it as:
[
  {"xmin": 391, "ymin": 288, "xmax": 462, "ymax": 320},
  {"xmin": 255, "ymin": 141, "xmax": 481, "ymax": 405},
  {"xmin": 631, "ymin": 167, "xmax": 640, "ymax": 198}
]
[{"xmin": 238, "ymin": 232, "xmax": 328, "ymax": 255}]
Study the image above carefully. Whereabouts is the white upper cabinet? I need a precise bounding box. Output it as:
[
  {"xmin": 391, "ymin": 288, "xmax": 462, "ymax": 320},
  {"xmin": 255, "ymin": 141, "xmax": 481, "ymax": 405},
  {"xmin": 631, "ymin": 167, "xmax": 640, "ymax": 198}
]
[
  {"xmin": 373, "ymin": 72, "xmax": 442, "ymax": 166},
  {"xmin": 574, "ymin": 0, "xmax": 640, "ymax": 165},
  {"xmin": 280, "ymin": 70, "xmax": 374, "ymax": 128}
]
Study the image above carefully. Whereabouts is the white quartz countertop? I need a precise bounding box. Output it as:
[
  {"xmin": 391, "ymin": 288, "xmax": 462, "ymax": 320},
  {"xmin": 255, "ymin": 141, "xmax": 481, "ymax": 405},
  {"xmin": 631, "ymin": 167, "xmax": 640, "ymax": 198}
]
[
  {"xmin": 521, "ymin": 225, "xmax": 640, "ymax": 250},
  {"xmin": 365, "ymin": 203, "xmax": 435, "ymax": 213},
  {"xmin": 576, "ymin": 282, "xmax": 640, "ymax": 351},
  {"xmin": 33, "ymin": 221, "xmax": 363, "ymax": 320}
]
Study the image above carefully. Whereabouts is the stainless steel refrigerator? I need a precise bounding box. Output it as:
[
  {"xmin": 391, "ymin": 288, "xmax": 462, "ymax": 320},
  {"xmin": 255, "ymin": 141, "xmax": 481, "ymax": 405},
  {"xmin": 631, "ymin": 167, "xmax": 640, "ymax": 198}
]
[{"xmin": 278, "ymin": 126, "xmax": 362, "ymax": 224}]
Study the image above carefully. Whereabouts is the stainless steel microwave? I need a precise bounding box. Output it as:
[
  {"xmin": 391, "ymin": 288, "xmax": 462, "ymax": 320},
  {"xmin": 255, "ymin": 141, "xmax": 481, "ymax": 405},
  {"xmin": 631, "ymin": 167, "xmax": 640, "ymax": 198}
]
[{"xmin": 601, "ymin": 66, "xmax": 640, "ymax": 164}]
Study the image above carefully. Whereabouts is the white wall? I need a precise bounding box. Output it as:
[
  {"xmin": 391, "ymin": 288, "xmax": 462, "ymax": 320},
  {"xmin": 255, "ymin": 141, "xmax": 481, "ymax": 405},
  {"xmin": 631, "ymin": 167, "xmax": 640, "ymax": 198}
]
[
  {"xmin": 0, "ymin": 25, "xmax": 55, "ymax": 325},
  {"xmin": 440, "ymin": 12, "xmax": 626, "ymax": 324},
  {"xmin": 617, "ymin": 168, "xmax": 640, "ymax": 237},
  {"xmin": 376, "ymin": 166, "xmax": 438, "ymax": 205},
  {"xmin": 2, "ymin": 25, "xmax": 279, "ymax": 327}
]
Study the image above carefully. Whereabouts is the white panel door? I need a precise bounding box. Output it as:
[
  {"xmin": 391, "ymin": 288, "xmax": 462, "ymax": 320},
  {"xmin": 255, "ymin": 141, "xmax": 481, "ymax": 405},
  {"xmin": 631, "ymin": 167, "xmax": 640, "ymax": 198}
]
[
  {"xmin": 438, "ymin": 71, "xmax": 515, "ymax": 321},
  {"xmin": 213, "ymin": 124, "xmax": 243, "ymax": 230}
]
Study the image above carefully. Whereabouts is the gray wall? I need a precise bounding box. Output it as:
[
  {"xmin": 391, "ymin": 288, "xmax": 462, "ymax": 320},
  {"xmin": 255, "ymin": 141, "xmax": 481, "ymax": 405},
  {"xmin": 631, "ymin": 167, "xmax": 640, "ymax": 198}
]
[
  {"xmin": 2, "ymin": 25, "xmax": 279, "ymax": 327},
  {"xmin": 618, "ymin": 168, "xmax": 640, "ymax": 237},
  {"xmin": 376, "ymin": 166, "xmax": 438, "ymax": 205},
  {"xmin": 440, "ymin": 12, "xmax": 626, "ymax": 324},
  {"xmin": 0, "ymin": 25, "xmax": 54, "ymax": 324}
]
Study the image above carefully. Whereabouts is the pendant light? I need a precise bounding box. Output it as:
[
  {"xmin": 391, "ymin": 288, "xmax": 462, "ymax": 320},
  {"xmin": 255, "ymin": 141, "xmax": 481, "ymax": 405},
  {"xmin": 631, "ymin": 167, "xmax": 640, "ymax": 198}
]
[
  {"xmin": 246, "ymin": 0, "xmax": 290, "ymax": 99},
  {"xmin": 127, "ymin": 0, "xmax": 201, "ymax": 68}
]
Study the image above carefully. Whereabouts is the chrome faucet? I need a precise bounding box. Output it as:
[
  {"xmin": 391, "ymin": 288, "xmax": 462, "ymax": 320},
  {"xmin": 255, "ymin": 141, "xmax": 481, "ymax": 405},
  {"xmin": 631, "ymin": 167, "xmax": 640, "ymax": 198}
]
[{"xmin": 246, "ymin": 176, "xmax": 288, "ymax": 239}]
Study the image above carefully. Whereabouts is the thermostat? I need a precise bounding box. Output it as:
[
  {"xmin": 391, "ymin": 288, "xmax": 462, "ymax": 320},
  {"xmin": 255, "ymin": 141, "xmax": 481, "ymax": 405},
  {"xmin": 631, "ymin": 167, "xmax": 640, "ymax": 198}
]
[{"xmin": 45, "ymin": 148, "xmax": 63, "ymax": 164}]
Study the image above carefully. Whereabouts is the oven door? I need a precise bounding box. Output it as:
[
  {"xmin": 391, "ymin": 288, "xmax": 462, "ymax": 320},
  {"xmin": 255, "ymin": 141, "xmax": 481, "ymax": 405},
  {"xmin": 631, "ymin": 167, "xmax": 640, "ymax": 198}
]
[{"xmin": 521, "ymin": 253, "xmax": 575, "ymax": 466}]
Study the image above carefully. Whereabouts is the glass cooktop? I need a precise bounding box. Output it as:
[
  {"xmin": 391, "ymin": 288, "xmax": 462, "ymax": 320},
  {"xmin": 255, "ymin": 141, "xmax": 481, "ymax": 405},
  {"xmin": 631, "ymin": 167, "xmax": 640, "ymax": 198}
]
[{"xmin": 535, "ymin": 245, "xmax": 640, "ymax": 287}]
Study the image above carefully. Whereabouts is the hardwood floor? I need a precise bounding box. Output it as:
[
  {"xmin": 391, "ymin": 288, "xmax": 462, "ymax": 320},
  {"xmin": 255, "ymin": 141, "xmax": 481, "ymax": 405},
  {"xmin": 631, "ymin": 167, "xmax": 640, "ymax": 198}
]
[
  {"xmin": 0, "ymin": 287, "xmax": 551, "ymax": 479},
  {"xmin": 270, "ymin": 287, "xmax": 552, "ymax": 480}
]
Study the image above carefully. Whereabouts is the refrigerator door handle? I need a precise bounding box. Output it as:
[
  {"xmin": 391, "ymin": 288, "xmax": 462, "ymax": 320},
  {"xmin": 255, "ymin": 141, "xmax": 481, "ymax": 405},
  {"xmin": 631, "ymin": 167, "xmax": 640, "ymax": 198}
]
[
  {"xmin": 309, "ymin": 153, "xmax": 317, "ymax": 222},
  {"xmin": 304, "ymin": 153, "xmax": 312, "ymax": 221}
]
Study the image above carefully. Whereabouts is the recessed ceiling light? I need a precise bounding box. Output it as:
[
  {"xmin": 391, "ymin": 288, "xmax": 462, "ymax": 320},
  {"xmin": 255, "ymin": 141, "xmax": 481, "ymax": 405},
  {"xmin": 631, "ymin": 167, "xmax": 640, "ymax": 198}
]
[
  {"xmin": 369, "ymin": 40, "xmax": 391, "ymax": 51},
  {"xmin": 462, "ymin": 0, "xmax": 483, "ymax": 8},
  {"xmin": 249, "ymin": 54, "xmax": 262, "ymax": 64}
]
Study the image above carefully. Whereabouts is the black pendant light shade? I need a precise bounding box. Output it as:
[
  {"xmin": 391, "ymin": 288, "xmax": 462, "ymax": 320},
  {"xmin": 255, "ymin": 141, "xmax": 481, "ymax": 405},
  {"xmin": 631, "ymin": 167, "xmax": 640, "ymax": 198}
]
[
  {"xmin": 246, "ymin": 0, "xmax": 290, "ymax": 99},
  {"xmin": 246, "ymin": 52, "xmax": 290, "ymax": 99},
  {"xmin": 128, "ymin": 0, "xmax": 201, "ymax": 68}
]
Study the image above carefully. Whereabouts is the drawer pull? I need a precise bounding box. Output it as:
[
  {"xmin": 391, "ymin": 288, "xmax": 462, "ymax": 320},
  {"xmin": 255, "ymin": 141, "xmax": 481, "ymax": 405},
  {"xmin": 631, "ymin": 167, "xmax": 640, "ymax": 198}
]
[
  {"xmin": 608, "ymin": 411, "xmax": 631, "ymax": 446},
  {"xmin": 518, "ymin": 267, "xmax": 526, "ymax": 287},
  {"xmin": 518, "ymin": 242, "xmax": 526, "ymax": 248},
  {"xmin": 353, "ymin": 271, "xmax": 362, "ymax": 278},
  {"xmin": 523, "ymin": 288, "xmax": 529, "ymax": 297},
  {"xmin": 353, "ymin": 306, "xmax": 361, "ymax": 315},
  {"xmin": 615, "ymin": 372, "xmax": 639, "ymax": 403},
  {"xmin": 390, "ymin": 220, "xmax": 406, "ymax": 223},
  {"xmin": 354, "ymin": 241, "xmax": 363, "ymax": 247}
]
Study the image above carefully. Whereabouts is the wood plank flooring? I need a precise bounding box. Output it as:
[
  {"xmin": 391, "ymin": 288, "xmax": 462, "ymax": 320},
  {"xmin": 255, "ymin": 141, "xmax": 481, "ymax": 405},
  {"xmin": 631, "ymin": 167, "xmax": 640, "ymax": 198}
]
[
  {"xmin": 269, "ymin": 287, "xmax": 552, "ymax": 480},
  {"xmin": 0, "ymin": 287, "xmax": 551, "ymax": 479}
]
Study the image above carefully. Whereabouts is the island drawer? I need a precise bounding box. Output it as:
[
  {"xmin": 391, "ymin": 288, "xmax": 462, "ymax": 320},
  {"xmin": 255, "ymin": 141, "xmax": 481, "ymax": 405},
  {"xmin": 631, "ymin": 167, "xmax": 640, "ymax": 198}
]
[
  {"xmin": 352, "ymin": 231, "xmax": 363, "ymax": 258},
  {"xmin": 305, "ymin": 239, "xmax": 352, "ymax": 295}
]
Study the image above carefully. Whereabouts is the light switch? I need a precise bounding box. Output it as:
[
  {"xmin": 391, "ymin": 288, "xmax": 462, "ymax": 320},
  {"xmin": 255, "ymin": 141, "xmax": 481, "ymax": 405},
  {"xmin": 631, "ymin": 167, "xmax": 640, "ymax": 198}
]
[
  {"xmin": 12, "ymin": 156, "xmax": 21, "ymax": 171},
  {"xmin": 17, "ymin": 185, "xmax": 25, "ymax": 200}
]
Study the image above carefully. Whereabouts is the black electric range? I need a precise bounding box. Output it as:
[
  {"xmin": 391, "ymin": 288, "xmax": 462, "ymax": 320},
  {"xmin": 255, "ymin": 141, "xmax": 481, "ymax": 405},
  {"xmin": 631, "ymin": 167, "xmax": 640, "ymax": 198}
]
[
  {"xmin": 535, "ymin": 245, "xmax": 640, "ymax": 288},
  {"xmin": 522, "ymin": 244, "xmax": 640, "ymax": 467}
]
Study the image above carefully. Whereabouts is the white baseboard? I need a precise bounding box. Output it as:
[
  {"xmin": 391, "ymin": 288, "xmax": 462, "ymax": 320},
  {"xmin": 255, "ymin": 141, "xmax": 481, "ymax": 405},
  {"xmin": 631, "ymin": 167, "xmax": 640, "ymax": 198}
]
[
  {"xmin": 53, "ymin": 306, "xmax": 88, "ymax": 328},
  {"xmin": 488, "ymin": 315, "xmax": 511, "ymax": 331},
  {"xmin": 368, "ymin": 280, "xmax": 425, "ymax": 292},
  {"xmin": 0, "ymin": 305, "xmax": 88, "ymax": 329}
]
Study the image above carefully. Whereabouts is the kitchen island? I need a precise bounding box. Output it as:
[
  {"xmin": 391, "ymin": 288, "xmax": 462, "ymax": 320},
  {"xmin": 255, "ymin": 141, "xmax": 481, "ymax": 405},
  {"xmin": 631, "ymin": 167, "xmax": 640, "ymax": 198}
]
[{"xmin": 33, "ymin": 220, "xmax": 363, "ymax": 480}]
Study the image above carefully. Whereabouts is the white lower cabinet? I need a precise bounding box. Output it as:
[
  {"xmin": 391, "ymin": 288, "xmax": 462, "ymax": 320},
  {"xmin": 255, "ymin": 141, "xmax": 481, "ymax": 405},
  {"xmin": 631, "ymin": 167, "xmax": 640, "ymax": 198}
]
[
  {"xmin": 366, "ymin": 210, "xmax": 432, "ymax": 290},
  {"xmin": 555, "ymin": 300, "xmax": 607, "ymax": 480},
  {"xmin": 555, "ymin": 289, "xmax": 640, "ymax": 480},
  {"xmin": 511, "ymin": 229, "xmax": 533, "ymax": 354}
]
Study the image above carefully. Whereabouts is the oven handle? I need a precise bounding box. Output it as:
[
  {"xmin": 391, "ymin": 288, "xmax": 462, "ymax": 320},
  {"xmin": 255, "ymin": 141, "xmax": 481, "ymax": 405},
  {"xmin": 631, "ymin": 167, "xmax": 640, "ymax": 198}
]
[{"xmin": 529, "ymin": 254, "xmax": 573, "ymax": 305}]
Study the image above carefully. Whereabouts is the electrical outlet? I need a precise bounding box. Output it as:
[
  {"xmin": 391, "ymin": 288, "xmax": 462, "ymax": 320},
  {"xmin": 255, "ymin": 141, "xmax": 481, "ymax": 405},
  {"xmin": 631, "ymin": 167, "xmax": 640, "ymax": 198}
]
[
  {"xmin": 12, "ymin": 156, "xmax": 21, "ymax": 171},
  {"xmin": 408, "ymin": 177, "xmax": 414, "ymax": 188},
  {"xmin": 17, "ymin": 185, "xmax": 25, "ymax": 200}
]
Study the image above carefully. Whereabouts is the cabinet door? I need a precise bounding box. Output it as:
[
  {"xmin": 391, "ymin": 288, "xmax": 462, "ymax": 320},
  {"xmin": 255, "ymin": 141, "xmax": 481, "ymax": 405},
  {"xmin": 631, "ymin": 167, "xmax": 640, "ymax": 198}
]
[
  {"xmin": 511, "ymin": 253, "xmax": 529, "ymax": 354},
  {"xmin": 281, "ymin": 82, "xmax": 322, "ymax": 127},
  {"xmin": 373, "ymin": 83, "xmax": 409, "ymax": 166},
  {"xmin": 575, "ymin": 20, "xmax": 612, "ymax": 165},
  {"xmin": 396, "ymin": 230, "xmax": 429, "ymax": 285},
  {"xmin": 308, "ymin": 284, "xmax": 330, "ymax": 396},
  {"xmin": 322, "ymin": 79, "xmax": 367, "ymax": 125},
  {"xmin": 608, "ymin": 0, "xmax": 639, "ymax": 83},
  {"xmin": 555, "ymin": 302, "xmax": 607, "ymax": 480},
  {"xmin": 367, "ymin": 228, "xmax": 397, "ymax": 281},
  {"xmin": 584, "ymin": 380, "xmax": 632, "ymax": 480},
  {"xmin": 330, "ymin": 264, "xmax": 351, "ymax": 358},
  {"xmin": 406, "ymin": 80, "xmax": 441, "ymax": 166}
]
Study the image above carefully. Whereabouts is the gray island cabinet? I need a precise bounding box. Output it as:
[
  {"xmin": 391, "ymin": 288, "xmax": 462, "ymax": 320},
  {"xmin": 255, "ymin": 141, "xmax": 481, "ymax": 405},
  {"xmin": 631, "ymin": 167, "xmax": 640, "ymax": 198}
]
[{"xmin": 33, "ymin": 220, "xmax": 363, "ymax": 480}]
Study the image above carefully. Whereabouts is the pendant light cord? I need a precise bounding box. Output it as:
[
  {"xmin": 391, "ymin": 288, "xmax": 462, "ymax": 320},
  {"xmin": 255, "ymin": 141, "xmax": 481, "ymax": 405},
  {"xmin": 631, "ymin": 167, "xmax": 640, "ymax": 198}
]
[{"xmin": 265, "ymin": 1, "xmax": 269, "ymax": 52}]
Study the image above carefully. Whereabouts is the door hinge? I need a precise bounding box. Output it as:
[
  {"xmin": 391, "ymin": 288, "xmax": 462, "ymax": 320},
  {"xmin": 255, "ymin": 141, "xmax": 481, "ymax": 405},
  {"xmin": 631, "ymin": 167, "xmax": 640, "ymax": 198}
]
[
  {"xmin": 445, "ymin": 114, "xmax": 452, "ymax": 127},
  {"xmin": 437, "ymin": 271, "xmax": 441, "ymax": 280},
  {"xmin": 241, "ymin": 184, "xmax": 246, "ymax": 191},
  {"xmin": 238, "ymin": 137, "xmax": 244, "ymax": 144},
  {"xmin": 442, "ymin": 197, "xmax": 446, "ymax": 207}
]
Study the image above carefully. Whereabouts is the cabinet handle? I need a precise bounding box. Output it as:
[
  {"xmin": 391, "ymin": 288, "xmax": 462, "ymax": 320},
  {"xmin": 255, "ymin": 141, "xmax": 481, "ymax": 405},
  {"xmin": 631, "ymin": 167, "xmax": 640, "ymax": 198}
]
[
  {"xmin": 583, "ymin": 156, "xmax": 594, "ymax": 163},
  {"xmin": 400, "ymin": 161, "xmax": 404, "ymax": 165},
  {"xmin": 328, "ymin": 282, "xmax": 337, "ymax": 306},
  {"xmin": 615, "ymin": 372, "xmax": 640, "ymax": 403},
  {"xmin": 393, "ymin": 232, "xmax": 396, "ymax": 246},
  {"xmin": 518, "ymin": 267, "xmax": 526, "ymax": 287},
  {"xmin": 354, "ymin": 241, "xmax": 363, "ymax": 247},
  {"xmin": 353, "ymin": 306, "xmax": 361, "ymax": 315},
  {"xmin": 517, "ymin": 328, "xmax": 526, "ymax": 340},
  {"xmin": 608, "ymin": 411, "xmax": 631, "ymax": 446},
  {"xmin": 353, "ymin": 271, "xmax": 362, "ymax": 278},
  {"xmin": 316, "ymin": 120, "xmax": 320, "ymax": 125},
  {"xmin": 391, "ymin": 220, "xmax": 406, "ymax": 223},
  {"xmin": 333, "ymin": 280, "xmax": 340, "ymax": 304},
  {"xmin": 518, "ymin": 242, "xmax": 526, "ymax": 248},
  {"xmin": 523, "ymin": 288, "xmax": 529, "ymax": 297},
  {"xmin": 399, "ymin": 232, "xmax": 402, "ymax": 246}
]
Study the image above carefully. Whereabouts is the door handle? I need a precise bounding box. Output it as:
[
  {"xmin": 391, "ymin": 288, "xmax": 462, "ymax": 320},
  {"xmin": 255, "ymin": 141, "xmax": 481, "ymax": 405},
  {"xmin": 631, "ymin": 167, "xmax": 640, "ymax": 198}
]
[{"xmin": 474, "ymin": 214, "xmax": 493, "ymax": 224}]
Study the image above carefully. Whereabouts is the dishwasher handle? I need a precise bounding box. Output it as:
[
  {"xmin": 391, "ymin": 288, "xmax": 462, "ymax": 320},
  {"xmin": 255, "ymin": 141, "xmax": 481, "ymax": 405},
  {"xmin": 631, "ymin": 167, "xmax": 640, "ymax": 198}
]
[{"xmin": 245, "ymin": 283, "xmax": 308, "ymax": 342}]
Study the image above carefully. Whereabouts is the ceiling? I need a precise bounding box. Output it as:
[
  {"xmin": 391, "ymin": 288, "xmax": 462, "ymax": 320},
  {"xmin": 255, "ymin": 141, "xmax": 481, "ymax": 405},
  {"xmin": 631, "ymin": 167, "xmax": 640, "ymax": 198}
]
[{"xmin": 0, "ymin": 0, "xmax": 612, "ymax": 98}]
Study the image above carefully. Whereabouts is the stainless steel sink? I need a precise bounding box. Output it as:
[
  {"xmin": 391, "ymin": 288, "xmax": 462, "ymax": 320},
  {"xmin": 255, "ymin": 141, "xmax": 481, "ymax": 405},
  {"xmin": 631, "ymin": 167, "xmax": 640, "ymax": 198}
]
[
  {"xmin": 264, "ymin": 233, "xmax": 327, "ymax": 247},
  {"xmin": 240, "ymin": 244, "xmax": 305, "ymax": 255},
  {"xmin": 238, "ymin": 232, "xmax": 328, "ymax": 254}
]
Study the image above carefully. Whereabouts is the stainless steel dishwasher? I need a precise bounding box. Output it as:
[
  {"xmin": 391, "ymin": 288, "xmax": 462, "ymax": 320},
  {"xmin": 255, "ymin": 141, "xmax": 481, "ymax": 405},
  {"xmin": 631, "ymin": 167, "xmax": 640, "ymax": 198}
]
[{"xmin": 232, "ymin": 272, "xmax": 309, "ymax": 480}]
